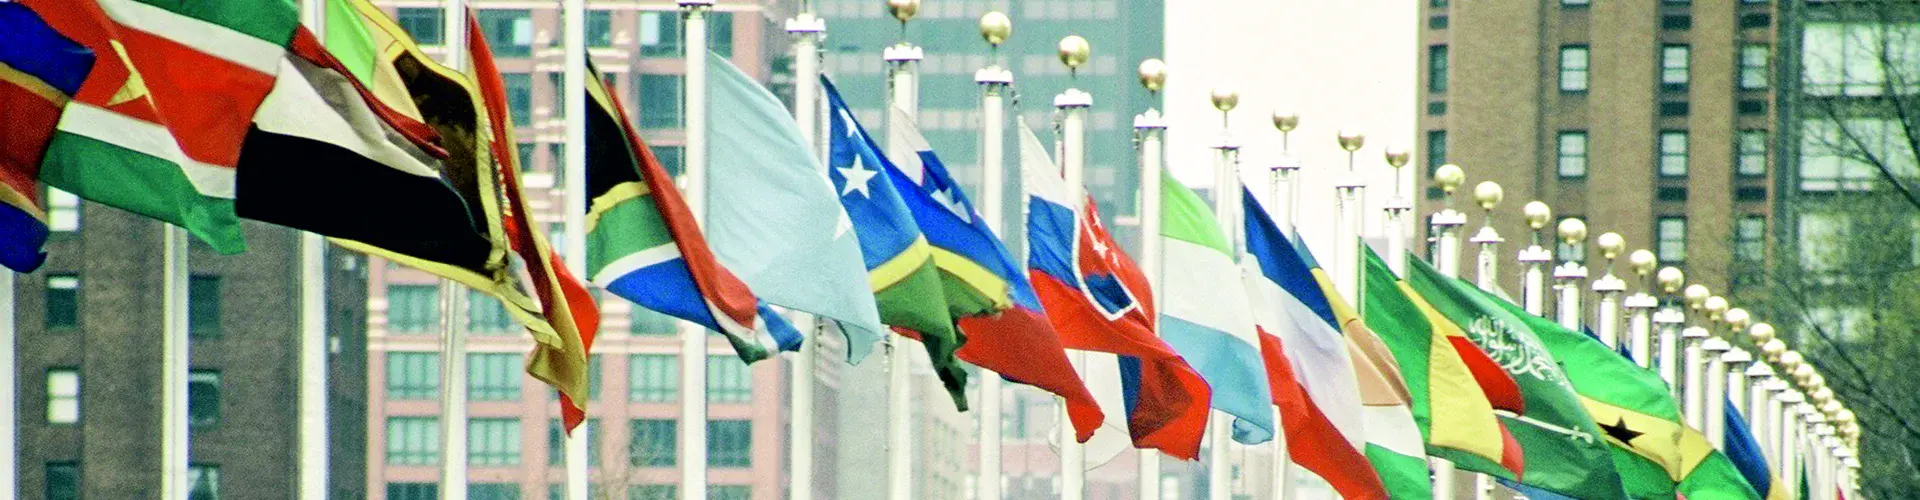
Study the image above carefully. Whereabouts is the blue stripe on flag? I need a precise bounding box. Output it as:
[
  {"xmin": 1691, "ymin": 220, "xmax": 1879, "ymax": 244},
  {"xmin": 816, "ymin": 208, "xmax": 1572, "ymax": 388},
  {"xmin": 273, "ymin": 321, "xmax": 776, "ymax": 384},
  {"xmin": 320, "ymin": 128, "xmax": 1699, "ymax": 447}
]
[
  {"xmin": 602, "ymin": 258, "xmax": 727, "ymax": 334},
  {"xmin": 756, "ymin": 303, "xmax": 803, "ymax": 352},
  {"xmin": 1241, "ymin": 189, "xmax": 1340, "ymax": 328},
  {"xmin": 1726, "ymin": 398, "xmax": 1776, "ymax": 496},
  {"xmin": 0, "ymin": 204, "xmax": 48, "ymax": 272},
  {"xmin": 0, "ymin": 3, "xmax": 95, "ymax": 95},
  {"xmin": 1025, "ymin": 196, "xmax": 1080, "ymax": 289}
]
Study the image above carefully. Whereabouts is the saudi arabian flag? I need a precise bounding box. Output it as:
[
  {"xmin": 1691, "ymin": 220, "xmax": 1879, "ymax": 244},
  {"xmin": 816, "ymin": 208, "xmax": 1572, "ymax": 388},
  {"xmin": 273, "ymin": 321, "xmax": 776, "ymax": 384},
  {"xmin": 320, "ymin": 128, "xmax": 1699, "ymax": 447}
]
[
  {"xmin": 1471, "ymin": 279, "xmax": 1762, "ymax": 500},
  {"xmin": 1405, "ymin": 256, "xmax": 1629, "ymax": 499}
]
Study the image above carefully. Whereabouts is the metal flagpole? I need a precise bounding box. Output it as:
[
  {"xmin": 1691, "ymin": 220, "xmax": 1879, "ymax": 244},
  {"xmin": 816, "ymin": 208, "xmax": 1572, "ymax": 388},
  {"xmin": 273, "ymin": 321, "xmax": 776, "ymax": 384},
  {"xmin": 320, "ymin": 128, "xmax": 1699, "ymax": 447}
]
[
  {"xmin": 971, "ymin": 14, "xmax": 1010, "ymax": 500},
  {"xmin": 161, "ymin": 226, "xmax": 190, "ymax": 499},
  {"xmin": 1134, "ymin": 59, "xmax": 1169, "ymax": 500},
  {"xmin": 1429, "ymin": 165, "xmax": 1466, "ymax": 279},
  {"xmin": 1550, "ymin": 219, "xmax": 1587, "ymax": 331},
  {"xmin": 784, "ymin": 4, "xmax": 824, "ymax": 500},
  {"xmin": 1652, "ymin": 268, "xmax": 1686, "ymax": 393},
  {"xmin": 1776, "ymin": 390, "xmax": 1803, "ymax": 490},
  {"xmin": 1055, "ymin": 35, "xmax": 1094, "ymax": 500},
  {"xmin": 1590, "ymin": 233, "xmax": 1626, "ymax": 349},
  {"xmin": 1723, "ymin": 348, "xmax": 1752, "ymax": 417},
  {"xmin": 559, "ymin": 0, "xmax": 594, "ymax": 497},
  {"xmin": 1271, "ymin": 110, "xmax": 1301, "ymax": 231},
  {"xmin": 1331, "ymin": 130, "xmax": 1365, "ymax": 304},
  {"xmin": 1206, "ymin": 85, "xmax": 1240, "ymax": 500},
  {"xmin": 1623, "ymin": 250, "xmax": 1657, "ymax": 369},
  {"xmin": 1467, "ymin": 182, "xmax": 1503, "ymax": 293},
  {"xmin": 678, "ymin": 2, "xmax": 715, "ymax": 499},
  {"xmin": 436, "ymin": 2, "xmax": 471, "ymax": 497},
  {"xmin": 295, "ymin": 7, "xmax": 332, "ymax": 500},
  {"xmin": 882, "ymin": 3, "xmax": 921, "ymax": 497},
  {"xmin": 1703, "ymin": 337, "xmax": 1730, "ymax": 450},
  {"xmin": 1680, "ymin": 326, "xmax": 1709, "ymax": 430},
  {"xmin": 1518, "ymin": 202, "xmax": 1552, "ymax": 315}
]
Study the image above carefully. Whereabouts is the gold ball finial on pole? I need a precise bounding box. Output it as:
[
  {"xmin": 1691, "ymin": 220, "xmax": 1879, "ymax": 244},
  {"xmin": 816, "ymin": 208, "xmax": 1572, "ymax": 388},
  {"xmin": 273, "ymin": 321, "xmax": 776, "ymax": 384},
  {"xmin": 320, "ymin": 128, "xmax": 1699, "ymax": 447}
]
[
  {"xmin": 1705, "ymin": 296, "xmax": 1729, "ymax": 322},
  {"xmin": 1597, "ymin": 232, "xmax": 1625, "ymax": 260},
  {"xmin": 1057, "ymin": 35, "xmax": 1090, "ymax": 73},
  {"xmin": 1657, "ymin": 267, "xmax": 1685, "ymax": 294},
  {"xmin": 1337, "ymin": 129, "xmax": 1365, "ymax": 152},
  {"xmin": 1725, "ymin": 308, "xmax": 1752, "ymax": 332},
  {"xmin": 1473, "ymin": 182, "xmax": 1503, "ymax": 210},
  {"xmin": 1792, "ymin": 363, "xmax": 1815, "ymax": 387},
  {"xmin": 1210, "ymin": 86, "xmax": 1240, "ymax": 112},
  {"xmin": 1749, "ymin": 322, "xmax": 1776, "ymax": 344},
  {"xmin": 1137, "ymin": 59, "xmax": 1167, "ymax": 93},
  {"xmin": 1273, "ymin": 108, "xmax": 1300, "ymax": 133},
  {"xmin": 1384, "ymin": 144, "xmax": 1410, "ymax": 169},
  {"xmin": 1523, "ymin": 201, "xmax": 1552, "ymax": 230},
  {"xmin": 1683, "ymin": 284, "xmax": 1710, "ymax": 310},
  {"xmin": 1781, "ymin": 349, "xmax": 1805, "ymax": 370},
  {"xmin": 1556, "ymin": 218, "xmax": 1587, "ymax": 245},
  {"xmin": 979, "ymin": 11, "xmax": 1011, "ymax": 46},
  {"xmin": 888, "ymin": 0, "xmax": 921, "ymax": 22},
  {"xmin": 1761, "ymin": 338, "xmax": 1786, "ymax": 362},
  {"xmin": 1434, "ymin": 164, "xmax": 1465, "ymax": 195},
  {"xmin": 1629, "ymin": 250, "xmax": 1658, "ymax": 276}
]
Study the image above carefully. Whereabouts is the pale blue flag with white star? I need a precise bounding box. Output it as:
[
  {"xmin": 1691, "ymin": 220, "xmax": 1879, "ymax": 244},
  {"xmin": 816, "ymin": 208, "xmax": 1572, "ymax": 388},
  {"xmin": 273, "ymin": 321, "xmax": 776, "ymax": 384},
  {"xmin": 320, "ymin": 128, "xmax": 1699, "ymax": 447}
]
[{"xmin": 703, "ymin": 52, "xmax": 883, "ymax": 361}]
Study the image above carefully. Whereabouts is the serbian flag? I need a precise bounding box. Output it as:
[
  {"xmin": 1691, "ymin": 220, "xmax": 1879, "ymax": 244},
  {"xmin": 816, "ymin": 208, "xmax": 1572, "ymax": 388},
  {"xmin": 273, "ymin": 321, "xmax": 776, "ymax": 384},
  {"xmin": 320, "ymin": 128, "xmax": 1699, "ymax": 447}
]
[{"xmin": 1018, "ymin": 121, "xmax": 1209, "ymax": 459}]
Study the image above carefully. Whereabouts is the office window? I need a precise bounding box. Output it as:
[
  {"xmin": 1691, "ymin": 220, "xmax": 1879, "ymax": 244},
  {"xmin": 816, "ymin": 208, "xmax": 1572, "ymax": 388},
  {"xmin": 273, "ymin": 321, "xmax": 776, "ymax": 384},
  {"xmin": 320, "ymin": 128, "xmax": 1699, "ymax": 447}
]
[
  {"xmin": 548, "ymin": 418, "xmax": 601, "ymax": 465},
  {"xmin": 187, "ymin": 464, "xmax": 219, "ymax": 500},
  {"xmin": 396, "ymin": 8, "xmax": 443, "ymax": 45},
  {"xmin": 47, "ymin": 187, "xmax": 79, "ymax": 231},
  {"xmin": 46, "ymin": 462, "xmax": 79, "ymax": 500},
  {"xmin": 1799, "ymin": 213, "xmax": 1848, "ymax": 272},
  {"xmin": 467, "ymin": 290, "xmax": 514, "ymax": 334},
  {"xmin": 387, "ymin": 417, "xmax": 439, "ymax": 465},
  {"xmin": 386, "ymin": 352, "xmax": 440, "ymax": 400},
  {"xmin": 1426, "ymin": 130, "xmax": 1448, "ymax": 175},
  {"xmin": 1662, "ymin": 14, "xmax": 1692, "ymax": 30},
  {"xmin": 632, "ymin": 306, "xmax": 678, "ymax": 335},
  {"xmin": 469, "ymin": 418, "xmax": 522, "ymax": 466},
  {"xmin": 708, "ymin": 419, "xmax": 752, "ymax": 467},
  {"xmin": 471, "ymin": 483, "xmax": 519, "ymax": 500},
  {"xmin": 587, "ymin": 9, "xmax": 613, "ymax": 47},
  {"xmin": 388, "ymin": 483, "xmax": 439, "ymax": 500},
  {"xmin": 587, "ymin": 354, "xmax": 602, "ymax": 399},
  {"xmin": 1740, "ymin": 44, "xmax": 1770, "ymax": 90},
  {"xmin": 709, "ymin": 356, "xmax": 752, "ymax": 403},
  {"xmin": 47, "ymin": 368, "xmax": 78, "ymax": 424},
  {"xmin": 638, "ymin": 74, "xmax": 682, "ymax": 128},
  {"xmin": 387, "ymin": 285, "xmax": 439, "ymax": 333},
  {"xmin": 1661, "ymin": 45, "xmax": 1690, "ymax": 89},
  {"xmin": 631, "ymin": 485, "xmax": 677, "ymax": 500},
  {"xmin": 469, "ymin": 353, "xmax": 522, "ymax": 401},
  {"xmin": 710, "ymin": 486, "xmax": 752, "ymax": 500},
  {"xmin": 630, "ymin": 419, "xmax": 677, "ymax": 466},
  {"xmin": 1559, "ymin": 45, "xmax": 1590, "ymax": 92},
  {"xmin": 653, "ymin": 145, "xmax": 685, "ymax": 177},
  {"xmin": 504, "ymin": 72, "xmax": 532, "ymax": 126},
  {"xmin": 1660, "ymin": 100, "xmax": 1691, "ymax": 117},
  {"xmin": 476, "ymin": 9, "xmax": 533, "ymax": 57},
  {"xmin": 1736, "ymin": 216, "xmax": 1767, "ymax": 263},
  {"xmin": 630, "ymin": 354, "xmax": 678, "ymax": 402},
  {"xmin": 708, "ymin": 12, "xmax": 734, "ymax": 57},
  {"xmin": 189, "ymin": 370, "xmax": 220, "ymax": 427},
  {"xmin": 1428, "ymin": 45, "xmax": 1449, "ymax": 93},
  {"xmin": 638, "ymin": 11, "xmax": 682, "ymax": 56},
  {"xmin": 1738, "ymin": 130, "xmax": 1768, "ymax": 176},
  {"xmin": 1657, "ymin": 217, "xmax": 1688, "ymax": 263},
  {"xmin": 45, "ymin": 274, "xmax": 78, "ymax": 330},
  {"xmin": 517, "ymin": 141, "xmax": 536, "ymax": 171},
  {"xmin": 1557, "ymin": 131, "xmax": 1589, "ymax": 178},
  {"xmin": 189, "ymin": 275, "xmax": 220, "ymax": 338},
  {"xmin": 1659, "ymin": 131, "xmax": 1689, "ymax": 177}
]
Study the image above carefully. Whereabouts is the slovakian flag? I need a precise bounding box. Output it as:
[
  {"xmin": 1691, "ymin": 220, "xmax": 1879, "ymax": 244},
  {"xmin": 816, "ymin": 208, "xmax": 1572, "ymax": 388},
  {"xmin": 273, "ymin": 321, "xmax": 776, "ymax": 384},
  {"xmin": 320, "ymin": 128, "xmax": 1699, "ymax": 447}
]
[
  {"xmin": 1238, "ymin": 189, "xmax": 1391, "ymax": 498},
  {"xmin": 0, "ymin": 3, "xmax": 93, "ymax": 273},
  {"xmin": 1019, "ymin": 120, "xmax": 1205, "ymax": 459}
]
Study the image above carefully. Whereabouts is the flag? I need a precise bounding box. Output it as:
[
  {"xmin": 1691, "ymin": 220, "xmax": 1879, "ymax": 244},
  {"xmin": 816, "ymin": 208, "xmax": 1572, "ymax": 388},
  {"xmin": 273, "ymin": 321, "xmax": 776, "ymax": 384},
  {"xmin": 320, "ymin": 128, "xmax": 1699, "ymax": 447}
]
[
  {"xmin": 1405, "ymin": 255, "xmax": 1634, "ymax": 499},
  {"xmin": 1465, "ymin": 277, "xmax": 1761, "ymax": 500},
  {"xmin": 1020, "ymin": 120, "xmax": 1199, "ymax": 458},
  {"xmin": 254, "ymin": 0, "xmax": 586, "ymax": 412},
  {"xmin": 820, "ymin": 78, "xmax": 968, "ymax": 406},
  {"xmin": 1362, "ymin": 249, "xmax": 1527, "ymax": 478},
  {"xmin": 0, "ymin": 3, "xmax": 93, "ymax": 272},
  {"xmin": 1280, "ymin": 229, "xmax": 1431, "ymax": 498},
  {"xmin": 25, "ymin": 0, "xmax": 287, "ymax": 254},
  {"xmin": 572, "ymin": 57, "xmax": 799, "ymax": 362},
  {"xmin": 1727, "ymin": 400, "xmax": 1788, "ymax": 500},
  {"xmin": 1239, "ymin": 190, "xmax": 1391, "ymax": 498},
  {"xmin": 467, "ymin": 13, "xmax": 609, "ymax": 429},
  {"xmin": 703, "ymin": 52, "xmax": 885, "ymax": 362},
  {"xmin": 1157, "ymin": 173, "xmax": 1274, "ymax": 444}
]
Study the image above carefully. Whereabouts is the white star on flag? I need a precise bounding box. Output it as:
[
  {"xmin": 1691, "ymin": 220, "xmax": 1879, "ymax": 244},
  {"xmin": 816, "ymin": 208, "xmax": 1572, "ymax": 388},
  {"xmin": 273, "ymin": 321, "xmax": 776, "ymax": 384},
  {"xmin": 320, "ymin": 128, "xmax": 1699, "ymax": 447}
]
[
  {"xmin": 838, "ymin": 153, "xmax": 880, "ymax": 198},
  {"xmin": 928, "ymin": 185, "xmax": 973, "ymax": 222}
]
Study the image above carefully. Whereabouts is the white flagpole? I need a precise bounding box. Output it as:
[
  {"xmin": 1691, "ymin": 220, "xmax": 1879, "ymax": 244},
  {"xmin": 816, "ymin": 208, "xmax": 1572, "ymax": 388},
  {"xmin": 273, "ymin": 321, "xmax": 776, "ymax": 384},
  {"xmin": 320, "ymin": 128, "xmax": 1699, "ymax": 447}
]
[
  {"xmin": 1466, "ymin": 182, "xmax": 1502, "ymax": 293},
  {"xmin": 1724, "ymin": 348, "xmax": 1752, "ymax": 417},
  {"xmin": 1652, "ymin": 269, "xmax": 1686, "ymax": 394},
  {"xmin": 297, "ymin": 8, "xmax": 332, "ymax": 500},
  {"xmin": 1703, "ymin": 337, "xmax": 1730, "ymax": 450},
  {"xmin": 1429, "ymin": 165, "xmax": 1465, "ymax": 279},
  {"xmin": 1590, "ymin": 233, "xmax": 1626, "ymax": 350},
  {"xmin": 1330, "ymin": 129, "xmax": 1364, "ymax": 308},
  {"xmin": 1550, "ymin": 218, "xmax": 1587, "ymax": 331},
  {"xmin": 1680, "ymin": 325, "xmax": 1709, "ymax": 430},
  {"xmin": 972, "ymin": 16, "xmax": 1010, "ymax": 500},
  {"xmin": 1623, "ymin": 250, "xmax": 1657, "ymax": 370},
  {"xmin": 678, "ymin": 2, "xmax": 714, "ymax": 499},
  {"xmin": 1518, "ymin": 202, "xmax": 1552, "ymax": 316},
  {"xmin": 1134, "ymin": 60, "xmax": 1168, "ymax": 500},
  {"xmin": 1205, "ymin": 86, "xmax": 1240, "ymax": 500},
  {"xmin": 559, "ymin": 0, "xmax": 593, "ymax": 497},
  {"xmin": 784, "ymin": 4, "xmax": 824, "ymax": 500},
  {"xmin": 1270, "ymin": 111, "xmax": 1308, "ymax": 500},
  {"xmin": 160, "ymin": 226, "xmax": 190, "ymax": 500},
  {"xmin": 1056, "ymin": 35, "xmax": 1093, "ymax": 500},
  {"xmin": 882, "ymin": 4, "xmax": 921, "ymax": 498},
  {"xmin": 436, "ymin": 2, "xmax": 471, "ymax": 497},
  {"xmin": 1747, "ymin": 363, "xmax": 1776, "ymax": 464}
]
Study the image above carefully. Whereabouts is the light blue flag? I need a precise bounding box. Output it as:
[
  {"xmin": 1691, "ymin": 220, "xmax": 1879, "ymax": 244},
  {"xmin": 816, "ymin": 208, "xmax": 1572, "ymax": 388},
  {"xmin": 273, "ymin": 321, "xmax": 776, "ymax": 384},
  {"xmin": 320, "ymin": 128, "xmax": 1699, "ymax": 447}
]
[{"xmin": 703, "ymin": 52, "xmax": 884, "ymax": 361}]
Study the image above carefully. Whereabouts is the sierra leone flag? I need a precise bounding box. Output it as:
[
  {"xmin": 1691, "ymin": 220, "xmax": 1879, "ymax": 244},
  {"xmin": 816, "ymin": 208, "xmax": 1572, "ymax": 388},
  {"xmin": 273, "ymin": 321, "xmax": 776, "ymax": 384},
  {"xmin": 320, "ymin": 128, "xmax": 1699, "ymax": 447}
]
[{"xmin": 1158, "ymin": 171, "xmax": 1274, "ymax": 445}]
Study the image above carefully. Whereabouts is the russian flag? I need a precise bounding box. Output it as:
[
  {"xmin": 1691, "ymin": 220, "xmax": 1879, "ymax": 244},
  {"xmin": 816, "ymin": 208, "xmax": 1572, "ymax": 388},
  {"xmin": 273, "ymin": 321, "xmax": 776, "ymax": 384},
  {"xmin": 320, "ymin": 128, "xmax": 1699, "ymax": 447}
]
[{"xmin": 1019, "ymin": 122, "xmax": 1209, "ymax": 459}]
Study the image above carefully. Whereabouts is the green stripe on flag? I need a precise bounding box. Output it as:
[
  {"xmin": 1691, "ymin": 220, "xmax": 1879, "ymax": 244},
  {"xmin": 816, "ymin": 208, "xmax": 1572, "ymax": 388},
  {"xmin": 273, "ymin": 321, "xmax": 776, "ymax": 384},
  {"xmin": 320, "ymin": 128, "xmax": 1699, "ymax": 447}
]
[
  {"xmin": 1367, "ymin": 444, "xmax": 1436, "ymax": 499},
  {"xmin": 321, "ymin": 0, "xmax": 381, "ymax": 84},
  {"xmin": 121, "ymin": 0, "xmax": 300, "ymax": 46},
  {"xmin": 40, "ymin": 132, "xmax": 245, "ymax": 253},
  {"xmin": 586, "ymin": 191, "xmax": 676, "ymax": 274},
  {"xmin": 1157, "ymin": 169, "xmax": 1229, "ymax": 254}
]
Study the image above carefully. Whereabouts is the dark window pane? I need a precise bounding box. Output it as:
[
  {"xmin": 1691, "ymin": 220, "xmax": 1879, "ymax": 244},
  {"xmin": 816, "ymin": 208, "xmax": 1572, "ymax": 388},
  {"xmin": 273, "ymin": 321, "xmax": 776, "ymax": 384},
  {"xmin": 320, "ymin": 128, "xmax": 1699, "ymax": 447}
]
[
  {"xmin": 1427, "ymin": 101, "xmax": 1447, "ymax": 115},
  {"xmin": 189, "ymin": 371, "xmax": 220, "ymax": 427},
  {"xmin": 189, "ymin": 275, "xmax": 220, "ymax": 338},
  {"xmin": 396, "ymin": 8, "xmax": 444, "ymax": 45},
  {"xmin": 1428, "ymin": 45, "xmax": 1449, "ymax": 93},
  {"xmin": 467, "ymin": 290, "xmax": 513, "ymax": 334},
  {"xmin": 707, "ymin": 419, "xmax": 752, "ymax": 467},
  {"xmin": 709, "ymin": 12, "xmax": 734, "ymax": 57},
  {"xmin": 1738, "ymin": 100, "xmax": 1767, "ymax": 115},
  {"xmin": 386, "ymin": 285, "xmax": 439, "ymax": 333},
  {"xmin": 630, "ymin": 485, "xmax": 677, "ymax": 500},
  {"xmin": 638, "ymin": 11, "xmax": 682, "ymax": 56},
  {"xmin": 1657, "ymin": 187, "xmax": 1689, "ymax": 202},
  {"xmin": 638, "ymin": 74, "xmax": 682, "ymax": 128},
  {"xmin": 187, "ymin": 464, "xmax": 219, "ymax": 500},
  {"xmin": 45, "ymin": 274, "xmax": 78, "ymax": 330},
  {"xmin": 587, "ymin": 10, "xmax": 614, "ymax": 47},
  {"xmin": 710, "ymin": 485, "xmax": 752, "ymax": 500},
  {"xmin": 1429, "ymin": 15, "xmax": 1449, "ymax": 29},
  {"xmin": 1660, "ymin": 101, "xmax": 1690, "ymax": 117},
  {"xmin": 388, "ymin": 483, "xmax": 439, "ymax": 500},
  {"xmin": 1740, "ymin": 13, "xmax": 1771, "ymax": 29},
  {"xmin": 1736, "ymin": 187, "xmax": 1768, "ymax": 201},
  {"xmin": 46, "ymin": 462, "xmax": 79, "ymax": 500},
  {"xmin": 505, "ymin": 73, "xmax": 533, "ymax": 126},
  {"xmin": 630, "ymin": 419, "xmax": 677, "ymax": 466},
  {"xmin": 386, "ymin": 352, "xmax": 439, "ymax": 400},
  {"xmin": 471, "ymin": 483, "xmax": 520, "ymax": 500},
  {"xmin": 1662, "ymin": 15, "xmax": 1692, "ymax": 30},
  {"xmin": 477, "ymin": 9, "xmax": 533, "ymax": 57},
  {"xmin": 1425, "ymin": 130, "xmax": 1448, "ymax": 175}
]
